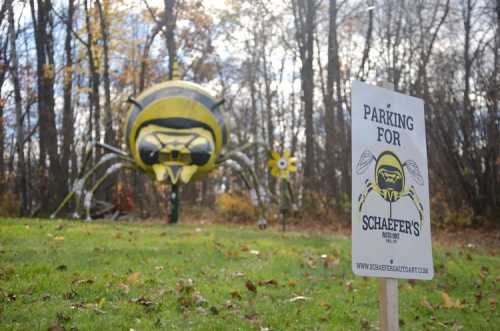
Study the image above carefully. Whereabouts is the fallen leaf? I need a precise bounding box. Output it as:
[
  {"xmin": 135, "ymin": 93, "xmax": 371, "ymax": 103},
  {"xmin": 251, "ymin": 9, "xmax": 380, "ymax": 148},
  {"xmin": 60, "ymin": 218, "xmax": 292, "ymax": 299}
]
[
  {"xmin": 474, "ymin": 291, "xmax": 482, "ymax": 304},
  {"xmin": 232, "ymin": 271, "xmax": 245, "ymax": 278},
  {"xmin": 155, "ymin": 266, "xmax": 164, "ymax": 271},
  {"xmin": 127, "ymin": 272, "xmax": 141, "ymax": 284},
  {"xmin": 194, "ymin": 292, "xmax": 208, "ymax": 307},
  {"xmin": 441, "ymin": 292, "xmax": 464, "ymax": 309},
  {"xmin": 250, "ymin": 250, "xmax": 260, "ymax": 256},
  {"xmin": 345, "ymin": 281, "xmax": 353, "ymax": 291},
  {"xmin": 289, "ymin": 295, "xmax": 312, "ymax": 302},
  {"xmin": 288, "ymin": 279, "xmax": 297, "ymax": 287},
  {"xmin": 319, "ymin": 302, "xmax": 332, "ymax": 310},
  {"xmin": 420, "ymin": 297, "xmax": 433, "ymax": 310},
  {"xmin": 56, "ymin": 311, "xmax": 71, "ymax": 323},
  {"xmin": 54, "ymin": 236, "xmax": 65, "ymax": 241},
  {"xmin": 305, "ymin": 256, "xmax": 316, "ymax": 269},
  {"xmin": 56, "ymin": 265, "xmax": 68, "ymax": 271},
  {"xmin": 224, "ymin": 300, "xmax": 235, "ymax": 309},
  {"xmin": 479, "ymin": 266, "xmax": 489, "ymax": 279},
  {"xmin": 258, "ymin": 279, "xmax": 278, "ymax": 287},
  {"xmin": 490, "ymin": 298, "xmax": 497, "ymax": 312},
  {"xmin": 72, "ymin": 278, "xmax": 94, "ymax": 286},
  {"xmin": 62, "ymin": 289, "xmax": 77, "ymax": 300},
  {"xmin": 245, "ymin": 280, "xmax": 257, "ymax": 293},
  {"xmin": 323, "ymin": 255, "xmax": 340, "ymax": 269},
  {"xmin": 130, "ymin": 296, "xmax": 154, "ymax": 307},
  {"xmin": 360, "ymin": 318, "xmax": 370, "ymax": 329},
  {"xmin": 244, "ymin": 312, "xmax": 260, "ymax": 324},
  {"xmin": 117, "ymin": 283, "xmax": 130, "ymax": 293},
  {"xmin": 230, "ymin": 291, "xmax": 242, "ymax": 300}
]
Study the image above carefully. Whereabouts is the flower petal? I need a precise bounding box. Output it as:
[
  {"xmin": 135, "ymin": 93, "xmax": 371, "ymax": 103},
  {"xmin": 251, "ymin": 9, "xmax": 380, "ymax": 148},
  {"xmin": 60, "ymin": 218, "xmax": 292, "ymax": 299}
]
[
  {"xmin": 272, "ymin": 151, "xmax": 280, "ymax": 160},
  {"xmin": 271, "ymin": 168, "xmax": 279, "ymax": 177}
]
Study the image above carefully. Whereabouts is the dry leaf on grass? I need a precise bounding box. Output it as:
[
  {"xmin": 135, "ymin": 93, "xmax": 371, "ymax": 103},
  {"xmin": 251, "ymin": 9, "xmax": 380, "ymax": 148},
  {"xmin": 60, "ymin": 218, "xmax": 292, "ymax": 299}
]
[
  {"xmin": 258, "ymin": 279, "xmax": 278, "ymax": 287},
  {"xmin": 420, "ymin": 297, "xmax": 433, "ymax": 310},
  {"xmin": 127, "ymin": 272, "xmax": 141, "ymax": 284},
  {"xmin": 117, "ymin": 283, "xmax": 130, "ymax": 293},
  {"xmin": 289, "ymin": 295, "xmax": 312, "ymax": 302},
  {"xmin": 323, "ymin": 255, "xmax": 340, "ymax": 269},
  {"xmin": 441, "ymin": 292, "xmax": 464, "ymax": 309},
  {"xmin": 245, "ymin": 280, "xmax": 257, "ymax": 293}
]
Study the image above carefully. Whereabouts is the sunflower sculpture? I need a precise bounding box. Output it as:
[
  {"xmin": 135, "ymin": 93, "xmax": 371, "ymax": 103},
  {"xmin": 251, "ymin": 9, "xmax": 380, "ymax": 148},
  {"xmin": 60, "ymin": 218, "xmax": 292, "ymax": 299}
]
[
  {"xmin": 268, "ymin": 150, "xmax": 297, "ymax": 179},
  {"xmin": 268, "ymin": 150, "xmax": 297, "ymax": 231}
]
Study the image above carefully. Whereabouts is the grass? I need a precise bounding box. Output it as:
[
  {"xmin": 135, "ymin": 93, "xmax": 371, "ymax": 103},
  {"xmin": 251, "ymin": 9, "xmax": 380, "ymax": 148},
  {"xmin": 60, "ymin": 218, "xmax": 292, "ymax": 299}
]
[{"xmin": 0, "ymin": 218, "xmax": 498, "ymax": 330}]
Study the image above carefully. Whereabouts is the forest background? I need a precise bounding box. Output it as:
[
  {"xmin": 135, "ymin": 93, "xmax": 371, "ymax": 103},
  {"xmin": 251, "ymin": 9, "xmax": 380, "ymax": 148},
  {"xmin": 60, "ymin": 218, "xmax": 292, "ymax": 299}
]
[{"xmin": 0, "ymin": 0, "xmax": 498, "ymax": 228}]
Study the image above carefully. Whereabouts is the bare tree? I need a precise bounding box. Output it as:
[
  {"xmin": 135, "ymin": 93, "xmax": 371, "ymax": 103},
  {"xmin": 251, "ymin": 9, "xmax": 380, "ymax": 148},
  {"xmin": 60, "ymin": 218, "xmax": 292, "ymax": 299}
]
[{"xmin": 292, "ymin": 0, "xmax": 319, "ymax": 196}]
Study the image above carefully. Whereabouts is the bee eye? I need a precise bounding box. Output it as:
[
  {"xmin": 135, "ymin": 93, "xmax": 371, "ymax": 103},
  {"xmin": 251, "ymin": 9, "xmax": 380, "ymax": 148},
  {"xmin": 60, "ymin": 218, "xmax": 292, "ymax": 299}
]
[
  {"xmin": 138, "ymin": 140, "xmax": 159, "ymax": 165},
  {"xmin": 190, "ymin": 143, "xmax": 212, "ymax": 166}
]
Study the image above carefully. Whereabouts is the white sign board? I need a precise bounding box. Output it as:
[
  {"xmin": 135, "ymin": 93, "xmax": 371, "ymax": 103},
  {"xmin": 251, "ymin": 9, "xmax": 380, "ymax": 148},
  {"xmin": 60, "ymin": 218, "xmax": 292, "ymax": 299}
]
[{"xmin": 351, "ymin": 80, "xmax": 433, "ymax": 280}]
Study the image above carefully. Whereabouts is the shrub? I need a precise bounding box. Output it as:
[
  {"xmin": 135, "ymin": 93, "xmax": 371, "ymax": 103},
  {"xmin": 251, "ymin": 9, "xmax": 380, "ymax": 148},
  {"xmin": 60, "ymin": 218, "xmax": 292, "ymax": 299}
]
[
  {"xmin": 0, "ymin": 192, "xmax": 20, "ymax": 217},
  {"xmin": 431, "ymin": 191, "xmax": 473, "ymax": 228},
  {"xmin": 216, "ymin": 191, "xmax": 257, "ymax": 222}
]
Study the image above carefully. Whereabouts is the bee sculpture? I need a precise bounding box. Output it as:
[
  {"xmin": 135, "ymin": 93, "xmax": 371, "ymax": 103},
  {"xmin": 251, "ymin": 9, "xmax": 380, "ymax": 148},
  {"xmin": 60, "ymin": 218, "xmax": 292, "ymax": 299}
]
[
  {"xmin": 355, "ymin": 150, "xmax": 424, "ymax": 222},
  {"xmin": 53, "ymin": 80, "xmax": 271, "ymax": 224}
]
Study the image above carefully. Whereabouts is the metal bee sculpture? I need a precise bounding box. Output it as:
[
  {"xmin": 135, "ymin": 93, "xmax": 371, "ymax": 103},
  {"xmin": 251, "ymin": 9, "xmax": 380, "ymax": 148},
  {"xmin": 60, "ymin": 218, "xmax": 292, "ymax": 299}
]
[
  {"xmin": 53, "ymin": 79, "xmax": 271, "ymax": 224},
  {"xmin": 355, "ymin": 150, "xmax": 424, "ymax": 222}
]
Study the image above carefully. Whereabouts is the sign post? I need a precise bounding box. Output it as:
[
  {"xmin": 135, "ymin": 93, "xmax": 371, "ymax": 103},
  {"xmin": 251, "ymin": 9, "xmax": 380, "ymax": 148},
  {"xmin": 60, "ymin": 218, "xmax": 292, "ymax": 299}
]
[{"xmin": 351, "ymin": 80, "xmax": 434, "ymax": 331}]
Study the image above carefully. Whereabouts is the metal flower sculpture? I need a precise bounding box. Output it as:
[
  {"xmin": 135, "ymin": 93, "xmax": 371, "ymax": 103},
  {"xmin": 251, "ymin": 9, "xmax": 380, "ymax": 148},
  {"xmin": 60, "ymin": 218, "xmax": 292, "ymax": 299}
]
[
  {"xmin": 267, "ymin": 150, "xmax": 297, "ymax": 179},
  {"xmin": 268, "ymin": 150, "xmax": 297, "ymax": 231},
  {"xmin": 52, "ymin": 77, "xmax": 273, "ymax": 225}
]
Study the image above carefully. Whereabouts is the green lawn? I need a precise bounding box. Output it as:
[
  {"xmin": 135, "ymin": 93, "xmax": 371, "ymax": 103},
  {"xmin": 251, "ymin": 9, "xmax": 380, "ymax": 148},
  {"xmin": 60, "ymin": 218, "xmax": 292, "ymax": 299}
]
[{"xmin": 0, "ymin": 218, "xmax": 498, "ymax": 330}]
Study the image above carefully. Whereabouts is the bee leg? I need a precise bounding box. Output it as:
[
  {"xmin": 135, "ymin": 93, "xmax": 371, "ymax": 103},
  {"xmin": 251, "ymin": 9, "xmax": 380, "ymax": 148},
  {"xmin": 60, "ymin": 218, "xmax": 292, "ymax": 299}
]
[
  {"xmin": 402, "ymin": 185, "xmax": 424, "ymax": 223},
  {"xmin": 83, "ymin": 162, "xmax": 135, "ymax": 221},
  {"xmin": 224, "ymin": 160, "xmax": 253, "ymax": 191},
  {"xmin": 357, "ymin": 180, "xmax": 375, "ymax": 222},
  {"xmin": 219, "ymin": 153, "xmax": 269, "ymax": 229},
  {"xmin": 51, "ymin": 152, "xmax": 133, "ymax": 219},
  {"xmin": 216, "ymin": 141, "xmax": 272, "ymax": 164}
]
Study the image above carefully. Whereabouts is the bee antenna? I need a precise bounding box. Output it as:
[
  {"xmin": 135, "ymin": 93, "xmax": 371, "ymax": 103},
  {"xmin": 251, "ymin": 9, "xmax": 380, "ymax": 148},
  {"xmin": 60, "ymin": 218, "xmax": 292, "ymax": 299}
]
[
  {"xmin": 127, "ymin": 96, "xmax": 143, "ymax": 110},
  {"xmin": 211, "ymin": 98, "xmax": 225, "ymax": 111}
]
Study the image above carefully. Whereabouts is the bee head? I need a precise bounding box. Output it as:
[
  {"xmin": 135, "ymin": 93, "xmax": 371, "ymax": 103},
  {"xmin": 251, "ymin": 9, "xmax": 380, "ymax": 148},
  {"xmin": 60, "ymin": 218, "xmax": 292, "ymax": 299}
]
[
  {"xmin": 136, "ymin": 124, "xmax": 214, "ymax": 184},
  {"xmin": 375, "ymin": 151, "xmax": 404, "ymax": 201}
]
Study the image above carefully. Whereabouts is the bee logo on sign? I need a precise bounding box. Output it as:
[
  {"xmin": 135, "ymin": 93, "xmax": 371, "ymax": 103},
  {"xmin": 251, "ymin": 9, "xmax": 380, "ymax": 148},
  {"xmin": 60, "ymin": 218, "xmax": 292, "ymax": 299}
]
[{"xmin": 351, "ymin": 80, "xmax": 433, "ymax": 280}]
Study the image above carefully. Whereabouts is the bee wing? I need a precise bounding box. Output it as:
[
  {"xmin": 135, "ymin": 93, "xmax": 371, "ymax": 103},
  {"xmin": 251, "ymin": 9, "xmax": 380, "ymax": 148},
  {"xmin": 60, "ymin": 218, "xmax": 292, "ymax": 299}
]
[
  {"xmin": 355, "ymin": 150, "xmax": 375, "ymax": 174},
  {"xmin": 404, "ymin": 159, "xmax": 424, "ymax": 185}
]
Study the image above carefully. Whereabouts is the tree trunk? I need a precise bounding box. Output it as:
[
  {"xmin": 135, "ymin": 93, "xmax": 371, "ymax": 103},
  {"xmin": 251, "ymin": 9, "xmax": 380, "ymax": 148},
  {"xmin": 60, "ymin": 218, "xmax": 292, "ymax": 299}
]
[
  {"xmin": 261, "ymin": 35, "xmax": 276, "ymax": 194},
  {"xmin": 293, "ymin": 0, "xmax": 317, "ymax": 196},
  {"xmin": 61, "ymin": 0, "xmax": 75, "ymax": 199},
  {"xmin": 9, "ymin": 1, "xmax": 28, "ymax": 214},
  {"xmin": 84, "ymin": 0, "xmax": 101, "ymax": 159},
  {"xmin": 30, "ymin": 0, "xmax": 59, "ymax": 213},
  {"xmin": 324, "ymin": 0, "xmax": 338, "ymax": 200},
  {"xmin": 163, "ymin": 0, "xmax": 177, "ymax": 79},
  {"xmin": 96, "ymin": 0, "xmax": 114, "ymax": 146}
]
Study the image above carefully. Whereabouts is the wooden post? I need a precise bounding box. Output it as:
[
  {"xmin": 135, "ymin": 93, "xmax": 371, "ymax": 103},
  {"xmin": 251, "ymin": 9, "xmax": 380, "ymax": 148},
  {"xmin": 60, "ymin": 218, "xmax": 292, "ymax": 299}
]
[
  {"xmin": 379, "ymin": 278, "xmax": 399, "ymax": 331},
  {"xmin": 377, "ymin": 80, "xmax": 399, "ymax": 331}
]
